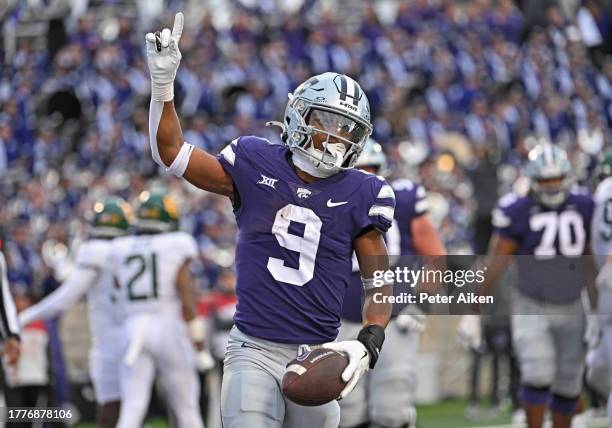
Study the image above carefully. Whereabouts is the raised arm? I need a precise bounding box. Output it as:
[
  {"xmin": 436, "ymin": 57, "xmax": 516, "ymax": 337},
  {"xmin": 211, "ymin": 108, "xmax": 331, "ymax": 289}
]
[{"xmin": 146, "ymin": 13, "xmax": 233, "ymax": 197}]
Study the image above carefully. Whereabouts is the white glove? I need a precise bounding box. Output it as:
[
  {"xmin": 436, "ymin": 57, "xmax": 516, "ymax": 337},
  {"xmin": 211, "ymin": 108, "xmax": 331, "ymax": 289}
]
[
  {"xmin": 456, "ymin": 315, "xmax": 482, "ymax": 350},
  {"xmin": 395, "ymin": 306, "xmax": 427, "ymax": 333},
  {"xmin": 196, "ymin": 349, "xmax": 215, "ymax": 372},
  {"xmin": 145, "ymin": 12, "xmax": 184, "ymax": 102},
  {"xmin": 322, "ymin": 340, "xmax": 370, "ymax": 400},
  {"xmin": 596, "ymin": 262, "xmax": 612, "ymax": 292},
  {"xmin": 585, "ymin": 315, "xmax": 601, "ymax": 348}
]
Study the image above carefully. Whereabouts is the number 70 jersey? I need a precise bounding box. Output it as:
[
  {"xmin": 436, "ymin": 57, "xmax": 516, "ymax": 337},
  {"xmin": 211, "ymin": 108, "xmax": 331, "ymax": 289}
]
[
  {"xmin": 110, "ymin": 232, "xmax": 198, "ymax": 316},
  {"xmin": 492, "ymin": 190, "xmax": 594, "ymax": 256},
  {"xmin": 217, "ymin": 136, "xmax": 396, "ymax": 344},
  {"xmin": 492, "ymin": 189, "xmax": 594, "ymax": 303}
]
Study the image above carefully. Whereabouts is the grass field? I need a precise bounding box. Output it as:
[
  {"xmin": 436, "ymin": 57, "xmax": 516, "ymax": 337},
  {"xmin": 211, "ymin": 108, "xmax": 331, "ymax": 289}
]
[
  {"xmin": 73, "ymin": 399, "xmax": 608, "ymax": 428},
  {"xmin": 418, "ymin": 399, "xmax": 512, "ymax": 428}
]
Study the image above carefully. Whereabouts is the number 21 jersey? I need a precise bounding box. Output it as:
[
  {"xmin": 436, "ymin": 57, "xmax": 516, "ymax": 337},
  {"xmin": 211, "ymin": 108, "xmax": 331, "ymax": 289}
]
[
  {"xmin": 218, "ymin": 136, "xmax": 395, "ymax": 344},
  {"xmin": 111, "ymin": 232, "xmax": 198, "ymax": 315}
]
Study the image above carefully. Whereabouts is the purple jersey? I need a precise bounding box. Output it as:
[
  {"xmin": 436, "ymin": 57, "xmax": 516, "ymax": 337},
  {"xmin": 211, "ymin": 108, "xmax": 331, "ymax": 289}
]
[
  {"xmin": 492, "ymin": 190, "xmax": 594, "ymax": 303},
  {"xmin": 216, "ymin": 136, "xmax": 395, "ymax": 343},
  {"xmin": 342, "ymin": 179, "xmax": 428, "ymax": 322}
]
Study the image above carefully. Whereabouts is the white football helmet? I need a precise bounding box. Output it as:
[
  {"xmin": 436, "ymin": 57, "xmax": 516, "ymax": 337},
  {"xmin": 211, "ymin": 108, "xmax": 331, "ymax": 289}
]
[
  {"xmin": 272, "ymin": 72, "xmax": 373, "ymax": 178},
  {"xmin": 355, "ymin": 138, "xmax": 388, "ymax": 175}
]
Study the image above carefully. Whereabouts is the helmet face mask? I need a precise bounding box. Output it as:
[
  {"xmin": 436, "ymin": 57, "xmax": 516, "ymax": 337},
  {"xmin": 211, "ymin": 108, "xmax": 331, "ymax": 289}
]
[
  {"xmin": 524, "ymin": 143, "xmax": 573, "ymax": 209},
  {"xmin": 532, "ymin": 176, "xmax": 567, "ymax": 208},
  {"xmin": 282, "ymin": 73, "xmax": 372, "ymax": 177}
]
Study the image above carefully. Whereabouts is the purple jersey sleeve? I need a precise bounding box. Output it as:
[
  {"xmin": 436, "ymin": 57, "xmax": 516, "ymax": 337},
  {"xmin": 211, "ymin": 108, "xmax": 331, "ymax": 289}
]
[
  {"xmin": 393, "ymin": 179, "xmax": 428, "ymax": 221},
  {"xmin": 388, "ymin": 179, "xmax": 429, "ymax": 255},
  {"xmin": 491, "ymin": 193, "xmax": 526, "ymax": 242},
  {"xmin": 352, "ymin": 175, "xmax": 396, "ymax": 238},
  {"xmin": 217, "ymin": 136, "xmax": 270, "ymax": 202}
]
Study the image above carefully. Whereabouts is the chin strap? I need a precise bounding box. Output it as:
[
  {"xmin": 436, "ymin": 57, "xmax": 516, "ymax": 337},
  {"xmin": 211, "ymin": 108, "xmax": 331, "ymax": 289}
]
[
  {"xmin": 267, "ymin": 120, "xmax": 344, "ymax": 178},
  {"xmin": 292, "ymin": 151, "xmax": 336, "ymax": 178}
]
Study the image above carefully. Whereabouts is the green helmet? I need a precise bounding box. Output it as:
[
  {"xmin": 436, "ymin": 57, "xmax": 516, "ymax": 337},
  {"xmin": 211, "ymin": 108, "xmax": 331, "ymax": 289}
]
[
  {"xmin": 135, "ymin": 190, "xmax": 179, "ymax": 232},
  {"xmin": 594, "ymin": 150, "xmax": 612, "ymax": 183},
  {"xmin": 90, "ymin": 197, "xmax": 133, "ymax": 238}
]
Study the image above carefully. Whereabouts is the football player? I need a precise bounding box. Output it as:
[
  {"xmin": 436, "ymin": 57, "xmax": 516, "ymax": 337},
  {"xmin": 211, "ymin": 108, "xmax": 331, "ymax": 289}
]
[
  {"xmin": 337, "ymin": 139, "xmax": 446, "ymax": 428},
  {"xmin": 588, "ymin": 151, "xmax": 612, "ymax": 425},
  {"xmin": 146, "ymin": 13, "xmax": 395, "ymax": 427},
  {"xmin": 478, "ymin": 143, "xmax": 595, "ymax": 428},
  {"xmin": 111, "ymin": 190, "xmax": 205, "ymax": 428},
  {"xmin": 0, "ymin": 247, "xmax": 20, "ymax": 366},
  {"xmin": 18, "ymin": 197, "xmax": 132, "ymax": 428}
]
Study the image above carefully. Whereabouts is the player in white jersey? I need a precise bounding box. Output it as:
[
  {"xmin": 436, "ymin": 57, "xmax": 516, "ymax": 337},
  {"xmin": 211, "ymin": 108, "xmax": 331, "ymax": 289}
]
[
  {"xmin": 18, "ymin": 197, "xmax": 132, "ymax": 428},
  {"xmin": 587, "ymin": 151, "xmax": 612, "ymax": 425},
  {"xmin": 112, "ymin": 190, "xmax": 205, "ymax": 428}
]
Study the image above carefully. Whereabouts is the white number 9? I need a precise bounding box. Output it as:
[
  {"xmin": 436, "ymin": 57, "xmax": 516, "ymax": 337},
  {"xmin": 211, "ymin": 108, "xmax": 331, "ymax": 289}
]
[{"xmin": 267, "ymin": 204, "xmax": 322, "ymax": 286}]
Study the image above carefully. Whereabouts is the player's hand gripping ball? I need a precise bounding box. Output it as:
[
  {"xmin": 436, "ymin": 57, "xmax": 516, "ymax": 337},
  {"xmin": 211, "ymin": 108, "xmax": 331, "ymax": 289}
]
[{"xmin": 282, "ymin": 347, "xmax": 349, "ymax": 406}]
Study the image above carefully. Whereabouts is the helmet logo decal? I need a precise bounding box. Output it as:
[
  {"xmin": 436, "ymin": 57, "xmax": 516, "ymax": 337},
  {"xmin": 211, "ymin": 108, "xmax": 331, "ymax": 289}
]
[
  {"xmin": 334, "ymin": 75, "xmax": 361, "ymax": 107},
  {"xmin": 162, "ymin": 196, "xmax": 179, "ymax": 220}
]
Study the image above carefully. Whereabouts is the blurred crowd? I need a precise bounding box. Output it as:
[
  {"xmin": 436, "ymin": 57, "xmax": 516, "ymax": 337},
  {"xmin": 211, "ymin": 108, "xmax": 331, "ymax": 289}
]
[{"xmin": 1, "ymin": 0, "xmax": 612, "ymax": 297}]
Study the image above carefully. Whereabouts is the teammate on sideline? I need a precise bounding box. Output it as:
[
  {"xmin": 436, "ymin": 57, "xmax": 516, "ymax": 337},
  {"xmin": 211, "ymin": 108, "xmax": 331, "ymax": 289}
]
[
  {"xmin": 0, "ymin": 246, "xmax": 20, "ymax": 366},
  {"xmin": 478, "ymin": 143, "xmax": 596, "ymax": 428},
  {"xmin": 112, "ymin": 190, "xmax": 205, "ymax": 428},
  {"xmin": 587, "ymin": 151, "xmax": 612, "ymax": 426},
  {"xmin": 338, "ymin": 139, "xmax": 446, "ymax": 428},
  {"xmin": 146, "ymin": 13, "xmax": 395, "ymax": 427},
  {"xmin": 18, "ymin": 197, "xmax": 132, "ymax": 428}
]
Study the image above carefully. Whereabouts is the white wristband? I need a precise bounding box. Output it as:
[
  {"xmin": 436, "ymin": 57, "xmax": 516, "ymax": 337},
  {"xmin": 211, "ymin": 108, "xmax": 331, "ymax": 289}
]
[
  {"xmin": 362, "ymin": 275, "xmax": 393, "ymax": 291},
  {"xmin": 151, "ymin": 82, "xmax": 174, "ymax": 103},
  {"xmin": 168, "ymin": 142, "xmax": 194, "ymax": 177},
  {"xmin": 188, "ymin": 317, "xmax": 206, "ymax": 343}
]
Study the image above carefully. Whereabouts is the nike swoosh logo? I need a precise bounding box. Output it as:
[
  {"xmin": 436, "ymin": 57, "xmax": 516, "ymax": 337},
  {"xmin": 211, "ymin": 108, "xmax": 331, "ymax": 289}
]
[
  {"xmin": 327, "ymin": 199, "xmax": 348, "ymax": 207},
  {"xmin": 241, "ymin": 342, "xmax": 262, "ymax": 351}
]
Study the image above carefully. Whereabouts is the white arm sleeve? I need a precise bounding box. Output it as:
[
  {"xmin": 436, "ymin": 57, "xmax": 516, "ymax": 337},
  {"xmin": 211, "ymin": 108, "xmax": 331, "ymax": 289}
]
[
  {"xmin": 148, "ymin": 98, "xmax": 194, "ymax": 177},
  {"xmin": 0, "ymin": 253, "xmax": 19, "ymax": 339},
  {"xmin": 19, "ymin": 266, "xmax": 98, "ymax": 327},
  {"xmin": 149, "ymin": 99, "xmax": 167, "ymax": 167}
]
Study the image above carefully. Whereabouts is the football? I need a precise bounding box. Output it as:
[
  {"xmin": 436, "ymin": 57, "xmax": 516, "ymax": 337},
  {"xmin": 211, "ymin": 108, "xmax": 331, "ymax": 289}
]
[{"xmin": 282, "ymin": 347, "xmax": 349, "ymax": 406}]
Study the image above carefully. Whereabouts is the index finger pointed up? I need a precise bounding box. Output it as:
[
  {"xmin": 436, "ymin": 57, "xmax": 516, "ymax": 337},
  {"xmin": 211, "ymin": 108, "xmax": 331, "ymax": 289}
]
[{"xmin": 172, "ymin": 12, "xmax": 184, "ymax": 41}]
